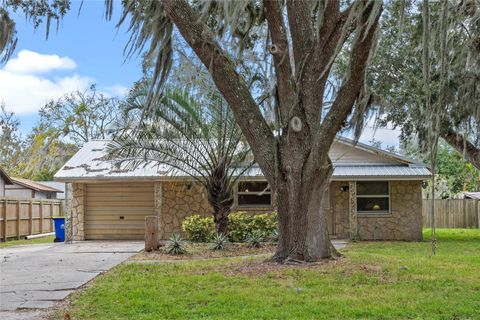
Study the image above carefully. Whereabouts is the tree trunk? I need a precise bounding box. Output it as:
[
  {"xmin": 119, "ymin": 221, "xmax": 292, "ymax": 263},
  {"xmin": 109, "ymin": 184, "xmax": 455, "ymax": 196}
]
[
  {"xmin": 272, "ymin": 156, "xmax": 334, "ymax": 262},
  {"xmin": 212, "ymin": 203, "xmax": 230, "ymax": 235},
  {"xmin": 206, "ymin": 168, "xmax": 234, "ymax": 235}
]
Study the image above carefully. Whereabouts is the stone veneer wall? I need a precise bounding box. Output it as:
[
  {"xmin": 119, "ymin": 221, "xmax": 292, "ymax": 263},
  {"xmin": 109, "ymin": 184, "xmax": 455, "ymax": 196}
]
[
  {"xmin": 331, "ymin": 180, "xmax": 423, "ymax": 241},
  {"xmin": 159, "ymin": 181, "xmax": 273, "ymax": 239},
  {"xmin": 159, "ymin": 181, "xmax": 212, "ymax": 239},
  {"xmin": 70, "ymin": 183, "xmax": 86, "ymax": 241},
  {"xmin": 331, "ymin": 181, "xmax": 350, "ymax": 238},
  {"xmin": 357, "ymin": 181, "xmax": 423, "ymax": 240}
]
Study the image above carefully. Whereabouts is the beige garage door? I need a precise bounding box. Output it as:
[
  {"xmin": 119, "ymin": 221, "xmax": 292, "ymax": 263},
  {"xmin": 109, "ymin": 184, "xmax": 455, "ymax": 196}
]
[{"xmin": 85, "ymin": 182, "xmax": 155, "ymax": 240}]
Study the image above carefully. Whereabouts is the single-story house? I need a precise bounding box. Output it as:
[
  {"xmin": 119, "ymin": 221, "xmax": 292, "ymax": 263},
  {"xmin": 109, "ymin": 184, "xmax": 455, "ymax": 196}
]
[
  {"xmin": 36, "ymin": 181, "xmax": 66, "ymax": 200},
  {"xmin": 5, "ymin": 177, "xmax": 63, "ymax": 199},
  {"xmin": 0, "ymin": 167, "xmax": 14, "ymax": 196},
  {"xmin": 54, "ymin": 137, "xmax": 431, "ymax": 241}
]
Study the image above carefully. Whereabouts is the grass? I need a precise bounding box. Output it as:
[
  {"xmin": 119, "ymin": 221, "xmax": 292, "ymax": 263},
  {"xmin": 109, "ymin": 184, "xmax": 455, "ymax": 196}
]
[
  {"xmin": 57, "ymin": 229, "xmax": 480, "ymax": 320},
  {"xmin": 0, "ymin": 235, "xmax": 54, "ymax": 248}
]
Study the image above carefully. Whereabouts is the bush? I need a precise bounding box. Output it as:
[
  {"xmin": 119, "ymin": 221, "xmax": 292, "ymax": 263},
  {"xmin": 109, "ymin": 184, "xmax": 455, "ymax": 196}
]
[
  {"xmin": 210, "ymin": 233, "xmax": 229, "ymax": 250},
  {"xmin": 228, "ymin": 211, "xmax": 278, "ymax": 242},
  {"xmin": 182, "ymin": 215, "xmax": 215, "ymax": 242},
  {"xmin": 166, "ymin": 233, "xmax": 187, "ymax": 255}
]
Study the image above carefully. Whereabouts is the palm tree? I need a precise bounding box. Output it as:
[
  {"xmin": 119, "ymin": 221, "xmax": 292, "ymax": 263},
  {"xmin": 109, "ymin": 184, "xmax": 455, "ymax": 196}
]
[{"xmin": 109, "ymin": 85, "xmax": 252, "ymax": 234}]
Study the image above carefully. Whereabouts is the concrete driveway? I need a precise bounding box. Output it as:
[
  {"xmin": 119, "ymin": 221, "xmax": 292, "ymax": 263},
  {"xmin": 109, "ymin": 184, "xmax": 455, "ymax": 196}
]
[{"xmin": 0, "ymin": 241, "xmax": 143, "ymax": 319}]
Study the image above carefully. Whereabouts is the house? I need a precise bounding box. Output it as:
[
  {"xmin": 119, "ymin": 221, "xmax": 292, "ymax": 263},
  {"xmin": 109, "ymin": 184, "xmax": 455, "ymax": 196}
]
[
  {"xmin": 54, "ymin": 137, "xmax": 431, "ymax": 241},
  {"xmin": 0, "ymin": 167, "xmax": 14, "ymax": 196},
  {"xmin": 5, "ymin": 177, "xmax": 63, "ymax": 199},
  {"xmin": 36, "ymin": 181, "xmax": 66, "ymax": 200}
]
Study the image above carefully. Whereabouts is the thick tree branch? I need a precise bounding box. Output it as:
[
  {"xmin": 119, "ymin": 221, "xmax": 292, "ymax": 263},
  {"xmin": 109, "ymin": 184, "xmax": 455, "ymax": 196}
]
[
  {"xmin": 307, "ymin": 1, "xmax": 382, "ymax": 172},
  {"xmin": 286, "ymin": 0, "xmax": 314, "ymax": 71},
  {"xmin": 263, "ymin": 0, "xmax": 294, "ymax": 125},
  {"xmin": 443, "ymin": 129, "xmax": 480, "ymax": 170},
  {"xmin": 161, "ymin": 0, "xmax": 276, "ymax": 182}
]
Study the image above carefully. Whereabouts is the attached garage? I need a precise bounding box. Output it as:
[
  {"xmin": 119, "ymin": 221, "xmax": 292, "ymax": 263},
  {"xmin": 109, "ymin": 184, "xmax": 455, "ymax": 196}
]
[{"xmin": 85, "ymin": 182, "xmax": 155, "ymax": 240}]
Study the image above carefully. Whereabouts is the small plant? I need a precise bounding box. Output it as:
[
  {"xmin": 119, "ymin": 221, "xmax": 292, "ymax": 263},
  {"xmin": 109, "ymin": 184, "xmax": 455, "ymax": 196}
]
[
  {"xmin": 270, "ymin": 229, "xmax": 280, "ymax": 243},
  {"xmin": 246, "ymin": 230, "xmax": 263, "ymax": 248},
  {"xmin": 210, "ymin": 233, "xmax": 229, "ymax": 250},
  {"xmin": 166, "ymin": 233, "xmax": 187, "ymax": 255}
]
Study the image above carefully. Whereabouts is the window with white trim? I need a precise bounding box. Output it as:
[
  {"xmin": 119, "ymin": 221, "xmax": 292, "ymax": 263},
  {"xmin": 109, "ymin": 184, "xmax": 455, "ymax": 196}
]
[
  {"xmin": 356, "ymin": 181, "xmax": 390, "ymax": 214},
  {"xmin": 237, "ymin": 181, "xmax": 271, "ymax": 207}
]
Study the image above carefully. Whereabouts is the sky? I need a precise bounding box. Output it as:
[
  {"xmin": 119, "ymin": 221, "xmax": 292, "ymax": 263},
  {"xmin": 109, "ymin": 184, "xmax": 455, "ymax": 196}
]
[
  {"xmin": 0, "ymin": 0, "xmax": 402, "ymax": 149},
  {"xmin": 1, "ymin": 1, "xmax": 142, "ymax": 133}
]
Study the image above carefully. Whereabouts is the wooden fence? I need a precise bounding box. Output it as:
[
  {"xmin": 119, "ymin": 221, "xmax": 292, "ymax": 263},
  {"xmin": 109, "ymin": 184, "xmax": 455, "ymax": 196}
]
[
  {"xmin": 423, "ymin": 199, "xmax": 480, "ymax": 229},
  {"xmin": 0, "ymin": 197, "xmax": 63, "ymax": 241}
]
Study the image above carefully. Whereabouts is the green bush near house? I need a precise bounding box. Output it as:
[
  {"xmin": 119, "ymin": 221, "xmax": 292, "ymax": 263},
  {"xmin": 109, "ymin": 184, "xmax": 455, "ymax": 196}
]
[
  {"xmin": 182, "ymin": 215, "xmax": 215, "ymax": 242},
  {"xmin": 228, "ymin": 211, "xmax": 278, "ymax": 242},
  {"xmin": 182, "ymin": 212, "xmax": 278, "ymax": 243}
]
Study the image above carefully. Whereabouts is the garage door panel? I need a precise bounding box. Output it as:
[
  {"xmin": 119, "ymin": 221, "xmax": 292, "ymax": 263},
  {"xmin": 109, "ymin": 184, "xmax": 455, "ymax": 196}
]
[
  {"xmin": 85, "ymin": 182, "xmax": 156, "ymax": 240},
  {"xmin": 86, "ymin": 216, "xmax": 151, "ymax": 222},
  {"xmin": 86, "ymin": 209, "xmax": 156, "ymax": 215}
]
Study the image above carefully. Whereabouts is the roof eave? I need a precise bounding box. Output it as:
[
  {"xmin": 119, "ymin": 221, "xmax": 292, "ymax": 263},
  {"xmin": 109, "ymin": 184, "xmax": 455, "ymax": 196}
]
[
  {"xmin": 0, "ymin": 168, "xmax": 14, "ymax": 185},
  {"xmin": 331, "ymin": 175, "xmax": 432, "ymax": 181}
]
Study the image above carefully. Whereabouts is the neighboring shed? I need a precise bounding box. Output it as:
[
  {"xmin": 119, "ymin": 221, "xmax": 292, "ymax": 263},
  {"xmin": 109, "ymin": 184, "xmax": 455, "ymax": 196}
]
[
  {"xmin": 5, "ymin": 177, "xmax": 63, "ymax": 199},
  {"xmin": 0, "ymin": 167, "xmax": 14, "ymax": 196},
  {"xmin": 55, "ymin": 137, "xmax": 431, "ymax": 241}
]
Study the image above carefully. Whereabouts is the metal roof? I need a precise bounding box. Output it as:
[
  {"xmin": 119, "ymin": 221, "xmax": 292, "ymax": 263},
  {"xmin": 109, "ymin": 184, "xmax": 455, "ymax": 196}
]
[
  {"xmin": 332, "ymin": 165, "xmax": 432, "ymax": 180},
  {"xmin": 55, "ymin": 140, "xmax": 431, "ymax": 182},
  {"xmin": 461, "ymin": 192, "xmax": 480, "ymax": 200}
]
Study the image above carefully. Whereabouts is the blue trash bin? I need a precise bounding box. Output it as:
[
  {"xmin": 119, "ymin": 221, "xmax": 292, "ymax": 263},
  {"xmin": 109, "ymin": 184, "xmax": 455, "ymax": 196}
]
[{"xmin": 52, "ymin": 217, "xmax": 65, "ymax": 242}]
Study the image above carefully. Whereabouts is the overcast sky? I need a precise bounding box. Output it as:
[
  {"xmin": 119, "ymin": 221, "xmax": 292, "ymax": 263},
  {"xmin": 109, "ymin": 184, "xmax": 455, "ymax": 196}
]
[{"xmin": 1, "ymin": 1, "xmax": 401, "ymax": 149}]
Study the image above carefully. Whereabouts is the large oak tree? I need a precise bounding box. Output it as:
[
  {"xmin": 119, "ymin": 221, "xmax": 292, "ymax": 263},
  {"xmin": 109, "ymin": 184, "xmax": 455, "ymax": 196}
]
[
  {"xmin": 1, "ymin": 0, "xmax": 382, "ymax": 262},
  {"xmin": 116, "ymin": 0, "xmax": 383, "ymax": 262},
  {"xmin": 368, "ymin": 0, "xmax": 480, "ymax": 170}
]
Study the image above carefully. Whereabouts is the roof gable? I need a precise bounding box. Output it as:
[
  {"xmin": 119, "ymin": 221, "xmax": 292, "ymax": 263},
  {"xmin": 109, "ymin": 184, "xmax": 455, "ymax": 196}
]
[
  {"xmin": 0, "ymin": 167, "xmax": 13, "ymax": 184},
  {"xmin": 331, "ymin": 137, "xmax": 414, "ymax": 165}
]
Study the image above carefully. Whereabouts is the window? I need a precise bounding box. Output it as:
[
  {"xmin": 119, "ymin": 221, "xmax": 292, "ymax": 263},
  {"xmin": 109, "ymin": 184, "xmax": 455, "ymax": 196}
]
[
  {"xmin": 356, "ymin": 181, "xmax": 390, "ymax": 214},
  {"xmin": 237, "ymin": 181, "xmax": 271, "ymax": 207}
]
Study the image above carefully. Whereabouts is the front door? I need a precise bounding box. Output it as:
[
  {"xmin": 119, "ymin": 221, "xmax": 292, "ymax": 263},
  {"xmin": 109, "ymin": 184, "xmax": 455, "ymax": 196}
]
[{"xmin": 323, "ymin": 184, "xmax": 335, "ymax": 235}]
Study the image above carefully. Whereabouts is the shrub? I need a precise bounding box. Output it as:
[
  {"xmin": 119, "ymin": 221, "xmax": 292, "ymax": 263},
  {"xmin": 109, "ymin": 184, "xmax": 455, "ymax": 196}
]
[
  {"xmin": 210, "ymin": 233, "xmax": 229, "ymax": 250},
  {"xmin": 228, "ymin": 211, "xmax": 278, "ymax": 242},
  {"xmin": 228, "ymin": 211, "xmax": 254, "ymax": 242},
  {"xmin": 166, "ymin": 233, "xmax": 187, "ymax": 255},
  {"xmin": 252, "ymin": 211, "xmax": 278, "ymax": 238},
  {"xmin": 246, "ymin": 230, "xmax": 263, "ymax": 248},
  {"xmin": 182, "ymin": 215, "xmax": 215, "ymax": 242}
]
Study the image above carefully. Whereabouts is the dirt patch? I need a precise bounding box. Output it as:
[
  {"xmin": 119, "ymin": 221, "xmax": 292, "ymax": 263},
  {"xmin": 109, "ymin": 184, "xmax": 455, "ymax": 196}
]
[{"xmin": 131, "ymin": 242, "xmax": 277, "ymax": 261}]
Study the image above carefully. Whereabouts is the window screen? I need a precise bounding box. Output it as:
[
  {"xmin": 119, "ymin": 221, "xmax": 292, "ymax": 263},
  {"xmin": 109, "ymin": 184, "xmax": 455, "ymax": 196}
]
[
  {"xmin": 356, "ymin": 181, "xmax": 390, "ymax": 213},
  {"xmin": 237, "ymin": 181, "xmax": 271, "ymax": 207}
]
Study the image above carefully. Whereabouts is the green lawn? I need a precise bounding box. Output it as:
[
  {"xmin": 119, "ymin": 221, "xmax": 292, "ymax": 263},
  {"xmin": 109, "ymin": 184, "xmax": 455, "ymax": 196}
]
[
  {"xmin": 57, "ymin": 229, "xmax": 480, "ymax": 320},
  {"xmin": 0, "ymin": 235, "xmax": 54, "ymax": 248}
]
